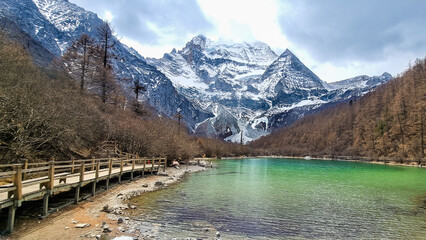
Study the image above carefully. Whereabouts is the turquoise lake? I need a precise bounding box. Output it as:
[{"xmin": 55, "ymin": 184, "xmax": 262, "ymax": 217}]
[{"xmin": 132, "ymin": 158, "xmax": 426, "ymax": 239}]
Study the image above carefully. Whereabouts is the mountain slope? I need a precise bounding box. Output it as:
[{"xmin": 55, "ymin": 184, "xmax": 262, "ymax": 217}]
[
  {"xmin": 251, "ymin": 59, "xmax": 425, "ymax": 160},
  {"xmin": 0, "ymin": 0, "xmax": 212, "ymax": 129},
  {"xmin": 256, "ymin": 49, "xmax": 327, "ymax": 106},
  {"xmin": 0, "ymin": 0, "xmax": 393, "ymax": 142},
  {"xmin": 150, "ymin": 35, "xmax": 391, "ymax": 142}
]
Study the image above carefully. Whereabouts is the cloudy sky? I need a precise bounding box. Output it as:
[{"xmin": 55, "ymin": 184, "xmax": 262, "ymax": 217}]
[{"xmin": 69, "ymin": 0, "xmax": 426, "ymax": 82}]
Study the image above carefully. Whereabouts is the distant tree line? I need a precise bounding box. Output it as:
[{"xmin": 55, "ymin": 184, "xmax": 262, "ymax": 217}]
[{"xmin": 251, "ymin": 58, "xmax": 426, "ymax": 162}]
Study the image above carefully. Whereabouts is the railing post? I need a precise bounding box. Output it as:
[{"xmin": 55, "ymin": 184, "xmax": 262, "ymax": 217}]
[
  {"xmin": 106, "ymin": 157, "xmax": 112, "ymax": 190},
  {"xmin": 91, "ymin": 157, "xmax": 95, "ymax": 171},
  {"xmin": 151, "ymin": 159, "xmax": 154, "ymax": 175},
  {"xmin": 75, "ymin": 161, "xmax": 84, "ymax": 204},
  {"xmin": 80, "ymin": 161, "xmax": 85, "ymax": 182},
  {"xmin": 119, "ymin": 158, "xmax": 124, "ymax": 184},
  {"xmin": 71, "ymin": 157, "xmax": 75, "ymax": 174},
  {"xmin": 48, "ymin": 160, "xmax": 55, "ymax": 190},
  {"xmin": 13, "ymin": 164, "xmax": 23, "ymax": 202},
  {"xmin": 143, "ymin": 159, "xmax": 146, "ymax": 177},
  {"xmin": 131, "ymin": 155, "xmax": 136, "ymax": 181},
  {"xmin": 22, "ymin": 159, "xmax": 28, "ymax": 180},
  {"xmin": 92, "ymin": 160, "xmax": 100, "ymax": 197},
  {"xmin": 96, "ymin": 160, "xmax": 100, "ymax": 180}
]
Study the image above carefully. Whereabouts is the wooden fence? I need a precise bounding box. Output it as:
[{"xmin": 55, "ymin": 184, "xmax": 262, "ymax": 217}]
[{"xmin": 0, "ymin": 155, "xmax": 166, "ymax": 234}]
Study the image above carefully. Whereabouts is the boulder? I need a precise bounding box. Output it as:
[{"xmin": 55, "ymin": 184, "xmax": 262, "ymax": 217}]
[
  {"xmin": 102, "ymin": 205, "xmax": 111, "ymax": 213},
  {"xmin": 154, "ymin": 181, "xmax": 164, "ymax": 187}
]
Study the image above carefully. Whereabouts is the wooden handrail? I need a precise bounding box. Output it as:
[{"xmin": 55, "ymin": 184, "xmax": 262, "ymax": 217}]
[
  {"xmin": 1, "ymin": 151, "xmax": 168, "ymax": 234},
  {"xmin": 0, "ymin": 171, "xmax": 14, "ymax": 177}
]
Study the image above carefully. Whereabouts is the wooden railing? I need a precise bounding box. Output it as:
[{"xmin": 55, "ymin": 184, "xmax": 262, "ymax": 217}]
[{"xmin": 0, "ymin": 155, "xmax": 166, "ymax": 234}]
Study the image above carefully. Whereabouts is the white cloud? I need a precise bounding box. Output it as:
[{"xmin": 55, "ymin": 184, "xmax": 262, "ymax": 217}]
[
  {"xmin": 196, "ymin": 0, "xmax": 290, "ymax": 51},
  {"xmin": 103, "ymin": 10, "xmax": 114, "ymax": 22},
  {"xmin": 69, "ymin": 0, "xmax": 425, "ymax": 82}
]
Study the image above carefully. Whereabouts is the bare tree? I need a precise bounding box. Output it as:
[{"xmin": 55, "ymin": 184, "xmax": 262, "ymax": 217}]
[
  {"xmin": 62, "ymin": 34, "xmax": 96, "ymax": 89},
  {"xmin": 94, "ymin": 22, "xmax": 116, "ymax": 103}
]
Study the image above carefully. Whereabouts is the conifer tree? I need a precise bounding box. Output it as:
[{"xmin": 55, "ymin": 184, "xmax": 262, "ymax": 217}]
[{"xmin": 62, "ymin": 34, "xmax": 96, "ymax": 89}]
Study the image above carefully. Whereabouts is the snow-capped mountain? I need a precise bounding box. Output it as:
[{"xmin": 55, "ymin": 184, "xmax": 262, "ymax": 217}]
[
  {"xmin": 0, "ymin": 0, "xmax": 392, "ymax": 142},
  {"xmin": 328, "ymin": 72, "xmax": 392, "ymax": 90},
  {"xmin": 0, "ymin": 0, "xmax": 212, "ymax": 129},
  {"xmin": 149, "ymin": 36, "xmax": 392, "ymax": 142}
]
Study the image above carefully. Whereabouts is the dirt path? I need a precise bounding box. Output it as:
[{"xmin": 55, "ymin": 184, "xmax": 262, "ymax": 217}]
[{"xmin": 3, "ymin": 165, "xmax": 205, "ymax": 240}]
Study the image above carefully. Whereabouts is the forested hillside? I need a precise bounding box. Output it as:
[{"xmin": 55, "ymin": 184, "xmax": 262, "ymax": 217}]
[
  {"xmin": 251, "ymin": 59, "xmax": 425, "ymax": 161},
  {"xmin": 0, "ymin": 31, "xmax": 248, "ymax": 164}
]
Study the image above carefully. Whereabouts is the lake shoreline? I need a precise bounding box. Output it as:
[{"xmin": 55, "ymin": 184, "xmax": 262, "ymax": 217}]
[
  {"xmin": 222, "ymin": 155, "xmax": 424, "ymax": 168},
  {"xmin": 7, "ymin": 161, "xmax": 209, "ymax": 240}
]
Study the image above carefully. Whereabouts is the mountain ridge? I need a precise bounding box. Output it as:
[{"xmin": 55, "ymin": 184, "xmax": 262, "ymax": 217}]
[
  {"xmin": 0, "ymin": 0, "xmax": 393, "ymax": 142},
  {"xmin": 149, "ymin": 34, "xmax": 392, "ymax": 142}
]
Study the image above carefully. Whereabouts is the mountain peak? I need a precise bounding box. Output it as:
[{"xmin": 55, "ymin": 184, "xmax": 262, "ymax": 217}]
[
  {"xmin": 189, "ymin": 34, "xmax": 209, "ymax": 48},
  {"xmin": 382, "ymin": 72, "xmax": 392, "ymax": 78},
  {"xmin": 278, "ymin": 48, "xmax": 297, "ymax": 59},
  {"xmin": 282, "ymin": 48, "xmax": 293, "ymax": 55},
  {"xmin": 260, "ymin": 48, "xmax": 326, "ymax": 98}
]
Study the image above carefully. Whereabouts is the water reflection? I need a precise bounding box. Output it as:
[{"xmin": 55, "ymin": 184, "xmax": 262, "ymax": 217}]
[{"xmin": 131, "ymin": 158, "xmax": 426, "ymax": 239}]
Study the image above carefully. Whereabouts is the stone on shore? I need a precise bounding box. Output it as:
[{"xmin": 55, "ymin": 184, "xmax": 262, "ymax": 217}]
[
  {"xmin": 75, "ymin": 223, "xmax": 91, "ymax": 228},
  {"xmin": 97, "ymin": 233, "xmax": 111, "ymax": 240},
  {"xmin": 157, "ymin": 172, "xmax": 168, "ymax": 176},
  {"xmin": 154, "ymin": 181, "xmax": 164, "ymax": 187}
]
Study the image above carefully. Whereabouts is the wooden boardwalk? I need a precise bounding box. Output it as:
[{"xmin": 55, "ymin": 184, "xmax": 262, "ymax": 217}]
[{"xmin": 0, "ymin": 155, "xmax": 166, "ymax": 234}]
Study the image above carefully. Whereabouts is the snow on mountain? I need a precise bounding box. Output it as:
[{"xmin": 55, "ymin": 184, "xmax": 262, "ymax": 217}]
[
  {"xmin": 328, "ymin": 72, "xmax": 393, "ymax": 90},
  {"xmin": 258, "ymin": 49, "xmax": 325, "ymax": 94},
  {"xmin": 0, "ymin": 0, "xmax": 212, "ymax": 130},
  {"xmin": 0, "ymin": 0, "xmax": 392, "ymax": 142},
  {"xmin": 256, "ymin": 49, "xmax": 328, "ymax": 107},
  {"xmin": 150, "ymin": 35, "xmax": 392, "ymax": 143}
]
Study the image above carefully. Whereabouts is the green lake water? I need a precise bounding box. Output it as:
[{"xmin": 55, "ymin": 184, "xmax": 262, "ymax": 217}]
[{"xmin": 131, "ymin": 158, "xmax": 426, "ymax": 239}]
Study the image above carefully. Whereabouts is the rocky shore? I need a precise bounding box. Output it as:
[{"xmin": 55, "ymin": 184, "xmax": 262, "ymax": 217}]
[{"xmin": 7, "ymin": 161, "xmax": 212, "ymax": 240}]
